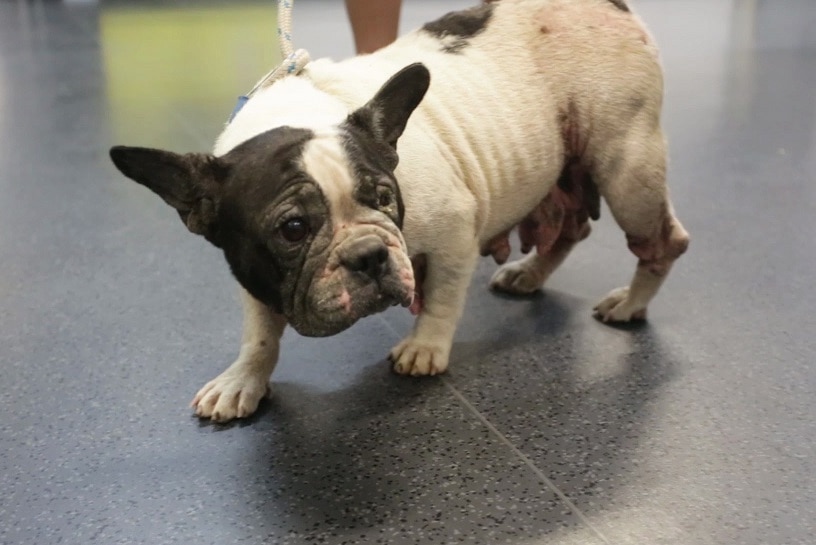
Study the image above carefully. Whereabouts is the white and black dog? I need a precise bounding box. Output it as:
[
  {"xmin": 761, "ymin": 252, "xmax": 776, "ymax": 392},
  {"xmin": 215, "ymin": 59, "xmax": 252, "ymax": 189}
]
[{"xmin": 110, "ymin": 0, "xmax": 689, "ymax": 422}]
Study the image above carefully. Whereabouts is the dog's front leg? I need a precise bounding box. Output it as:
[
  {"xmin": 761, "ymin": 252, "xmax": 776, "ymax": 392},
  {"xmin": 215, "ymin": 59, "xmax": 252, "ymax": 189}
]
[
  {"xmin": 390, "ymin": 243, "xmax": 478, "ymax": 376},
  {"xmin": 191, "ymin": 288, "xmax": 286, "ymax": 422}
]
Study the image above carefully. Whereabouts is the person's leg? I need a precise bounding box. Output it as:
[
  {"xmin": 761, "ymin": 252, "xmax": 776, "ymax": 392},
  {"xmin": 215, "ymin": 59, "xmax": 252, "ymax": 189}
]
[{"xmin": 345, "ymin": 0, "xmax": 402, "ymax": 54}]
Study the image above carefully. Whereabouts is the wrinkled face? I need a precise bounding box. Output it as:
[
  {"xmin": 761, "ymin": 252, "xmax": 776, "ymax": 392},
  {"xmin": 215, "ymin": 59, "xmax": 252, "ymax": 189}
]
[
  {"xmin": 109, "ymin": 63, "xmax": 431, "ymax": 337},
  {"xmin": 216, "ymin": 127, "xmax": 415, "ymax": 336}
]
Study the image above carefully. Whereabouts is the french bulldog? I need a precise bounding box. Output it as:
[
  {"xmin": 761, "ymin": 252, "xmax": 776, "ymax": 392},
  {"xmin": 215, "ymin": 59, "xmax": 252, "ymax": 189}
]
[{"xmin": 110, "ymin": 0, "xmax": 689, "ymax": 422}]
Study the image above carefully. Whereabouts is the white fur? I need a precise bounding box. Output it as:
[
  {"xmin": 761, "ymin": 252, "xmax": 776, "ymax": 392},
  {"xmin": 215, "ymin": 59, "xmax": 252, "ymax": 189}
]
[
  {"xmin": 192, "ymin": 0, "xmax": 690, "ymax": 419},
  {"xmin": 214, "ymin": 78, "xmax": 348, "ymax": 156},
  {"xmin": 299, "ymin": 133, "xmax": 357, "ymax": 220}
]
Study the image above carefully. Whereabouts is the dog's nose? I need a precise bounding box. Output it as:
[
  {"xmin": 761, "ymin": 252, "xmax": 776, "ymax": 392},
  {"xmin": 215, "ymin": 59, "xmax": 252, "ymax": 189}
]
[{"xmin": 340, "ymin": 235, "xmax": 389, "ymax": 278}]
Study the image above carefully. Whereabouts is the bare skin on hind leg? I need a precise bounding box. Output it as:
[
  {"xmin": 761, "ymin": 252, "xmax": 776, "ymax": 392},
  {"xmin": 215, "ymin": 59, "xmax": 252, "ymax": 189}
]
[
  {"xmin": 593, "ymin": 130, "xmax": 689, "ymax": 322},
  {"xmin": 594, "ymin": 207, "xmax": 689, "ymax": 321}
]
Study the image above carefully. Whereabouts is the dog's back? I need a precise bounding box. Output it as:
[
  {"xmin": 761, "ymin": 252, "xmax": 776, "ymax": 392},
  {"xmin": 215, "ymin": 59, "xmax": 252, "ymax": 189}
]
[
  {"xmin": 218, "ymin": 0, "xmax": 666, "ymax": 250},
  {"xmin": 299, "ymin": 0, "xmax": 664, "ymax": 244}
]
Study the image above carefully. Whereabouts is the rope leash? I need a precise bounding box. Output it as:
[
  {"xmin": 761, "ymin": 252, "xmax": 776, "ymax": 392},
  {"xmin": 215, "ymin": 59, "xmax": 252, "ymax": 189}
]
[{"xmin": 228, "ymin": 0, "xmax": 311, "ymax": 123}]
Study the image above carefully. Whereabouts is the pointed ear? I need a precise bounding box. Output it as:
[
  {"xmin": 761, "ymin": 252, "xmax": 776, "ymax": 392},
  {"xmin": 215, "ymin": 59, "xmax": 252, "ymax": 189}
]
[
  {"xmin": 109, "ymin": 146, "xmax": 228, "ymax": 244},
  {"xmin": 348, "ymin": 63, "xmax": 431, "ymax": 150}
]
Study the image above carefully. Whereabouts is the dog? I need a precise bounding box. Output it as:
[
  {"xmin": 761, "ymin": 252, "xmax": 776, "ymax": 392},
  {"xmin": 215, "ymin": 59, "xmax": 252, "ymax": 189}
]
[{"xmin": 109, "ymin": 0, "xmax": 689, "ymax": 422}]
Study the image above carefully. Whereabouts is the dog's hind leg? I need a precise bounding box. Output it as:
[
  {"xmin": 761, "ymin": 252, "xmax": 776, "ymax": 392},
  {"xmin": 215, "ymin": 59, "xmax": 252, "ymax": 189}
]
[
  {"xmin": 592, "ymin": 127, "xmax": 689, "ymax": 322},
  {"xmin": 191, "ymin": 288, "xmax": 286, "ymax": 421}
]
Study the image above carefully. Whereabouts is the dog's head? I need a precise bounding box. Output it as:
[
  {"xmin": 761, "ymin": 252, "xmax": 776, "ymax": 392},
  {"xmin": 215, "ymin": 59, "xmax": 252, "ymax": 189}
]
[{"xmin": 109, "ymin": 63, "xmax": 430, "ymax": 337}]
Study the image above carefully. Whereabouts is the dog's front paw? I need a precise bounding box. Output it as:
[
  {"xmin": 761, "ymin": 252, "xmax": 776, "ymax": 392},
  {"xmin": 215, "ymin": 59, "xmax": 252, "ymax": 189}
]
[
  {"xmin": 389, "ymin": 336, "xmax": 450, "ymax": 376},
  {"xmin": 593, "ymin": 287, "xmax": 647, "ymax": 322},
  {"xmin": 490, "ymin": 259, "xmax": 544, "ymax": 295},
  {"xmin": 191, "ymin": 366, "xmax": 270, "ymax": 422}
]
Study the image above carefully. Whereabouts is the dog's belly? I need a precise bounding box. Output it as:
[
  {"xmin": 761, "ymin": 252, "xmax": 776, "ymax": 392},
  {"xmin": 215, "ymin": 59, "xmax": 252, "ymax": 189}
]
[{"xmin": 481, "ymin": 161, "xmax": 600, "ymax": 264}]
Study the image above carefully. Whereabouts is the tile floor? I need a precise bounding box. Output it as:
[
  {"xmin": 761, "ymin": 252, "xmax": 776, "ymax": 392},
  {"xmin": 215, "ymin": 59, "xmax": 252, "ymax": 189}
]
[{"xmin": 1, "ymin": 0, "xmax": 814, "ymax": 544}]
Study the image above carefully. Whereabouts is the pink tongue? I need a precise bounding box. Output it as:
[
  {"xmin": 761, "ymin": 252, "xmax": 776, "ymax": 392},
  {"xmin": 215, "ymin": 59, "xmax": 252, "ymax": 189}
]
[
  {"xmin": 406, "ymin": 255, "xmax": 426, "ymax": 316},
  {"xmin": 408, "ymin": 294, "xmax": 422, "ymax": 316}
]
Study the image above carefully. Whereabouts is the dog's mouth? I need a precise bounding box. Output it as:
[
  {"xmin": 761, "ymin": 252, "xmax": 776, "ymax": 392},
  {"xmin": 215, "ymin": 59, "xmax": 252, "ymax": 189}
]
[
  {"xmin": 391, "ymin": 284, "xmax": 417, "ymax": 310},
  {"xmin": 295, "ymin": 271, "xmax": 413, "ymax": 337},
  {"xmin": 337, "ymin": 256, "xmax": 416, "ymax": 316},
  {"xmin": 351, "ymin": 275, "xmax": 414, "ymax": 314}
]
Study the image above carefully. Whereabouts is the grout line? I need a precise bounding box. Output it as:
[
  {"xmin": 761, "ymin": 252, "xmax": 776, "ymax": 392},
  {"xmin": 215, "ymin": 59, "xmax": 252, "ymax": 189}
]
[
  {"xmin": 440, "ymin": 377, "xmax": 613, "ymax": 545},
  {"xmin": 378, "ymin": 315, "xmax": 612, "ymax": 545}
]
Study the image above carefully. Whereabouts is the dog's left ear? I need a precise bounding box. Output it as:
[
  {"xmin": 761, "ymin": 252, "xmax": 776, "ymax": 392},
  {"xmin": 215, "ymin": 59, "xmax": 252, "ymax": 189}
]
[{"xmin": 348, "ymin": 63, "xmax": 431, "ymax": 150}]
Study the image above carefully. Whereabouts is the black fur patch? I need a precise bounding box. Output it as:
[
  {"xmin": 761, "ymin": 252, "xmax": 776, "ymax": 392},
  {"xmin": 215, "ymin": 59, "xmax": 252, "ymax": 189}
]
[
  {"xmin": 339, "ymin": 63, "xmax": 430, "ymax": 229},
  {"xmin": 607, "ymin": 0, "xmax": 630, "ymax": 12},
  {"xmin": 110, "ymin": 127, "xmax": 324, "ymax": 318},
  {"xmin": 422, "ymin": 4, "xmax": 493, "ymax": 53},
  {"xmin": 339, "ymin": 122, "xmax": 406, "ymax": 229},
  {"xmin": 215, "ymin": 127, "xmax": 326, "ymax": 314}
]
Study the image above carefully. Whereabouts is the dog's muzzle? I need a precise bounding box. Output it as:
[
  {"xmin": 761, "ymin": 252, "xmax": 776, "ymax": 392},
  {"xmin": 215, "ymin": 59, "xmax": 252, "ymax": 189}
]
[
  {"xmin": 292, "ymin": 225, "xmax": 415, "ymax": 337},
  {"xmin": 335, "ymin": 233, "xmax": 414, "ymax": 308}
]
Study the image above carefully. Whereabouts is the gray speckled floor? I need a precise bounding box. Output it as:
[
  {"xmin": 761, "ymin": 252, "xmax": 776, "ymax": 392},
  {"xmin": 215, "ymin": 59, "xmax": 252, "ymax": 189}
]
[{"xmin": 1, "ymin": 0, "xmax": 815, "ymax": 544}]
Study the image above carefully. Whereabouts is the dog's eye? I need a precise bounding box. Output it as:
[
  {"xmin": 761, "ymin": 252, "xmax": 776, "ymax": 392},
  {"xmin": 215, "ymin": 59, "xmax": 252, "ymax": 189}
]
[
  {"xmin": 280, "ymin": 217, "xmax": 309, "ymax": 242},
  {"xmin": 377, "ymin": 187, "xmax": 393, "ymax": 208}
]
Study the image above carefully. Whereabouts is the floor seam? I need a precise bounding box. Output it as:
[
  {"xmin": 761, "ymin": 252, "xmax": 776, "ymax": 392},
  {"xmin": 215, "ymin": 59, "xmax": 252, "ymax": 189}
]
[
  {"xmin": 378, "ymin": 316, "xmax": 612, "ymax": 545},
  {"xmin": 440, "ymin": 377, "xmax": 613, "ymax": 545}
]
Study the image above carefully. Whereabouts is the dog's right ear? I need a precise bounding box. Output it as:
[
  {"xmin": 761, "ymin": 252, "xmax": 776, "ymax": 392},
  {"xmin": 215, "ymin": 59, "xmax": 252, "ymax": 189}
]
[{"xmin": 109, "ymin": 146, "xmax": 228, "ymax": 245}]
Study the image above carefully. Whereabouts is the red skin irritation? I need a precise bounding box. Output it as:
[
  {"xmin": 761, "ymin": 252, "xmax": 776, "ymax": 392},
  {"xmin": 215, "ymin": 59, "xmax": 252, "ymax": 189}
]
[
  {"xmin": 339, "ymin": 289, "xmax": 352, "ymax": 314},
  {"xmin": 481, "ymin": 161, "xmax": 595, "ymax": 265},
  {"xmin": 480, "ymin": 97, "xmax": 595, "ymax": 264},
  {"xmin": 627, "ymin": 214, "xmax": 690, "ymax": 276},
  {"xmin": 408, "ymin": 254, "xmax": 426, "ymax": 316},
  {"xmin": 481, "ymin": 230, "xmax": 512, "ymax": 264}
]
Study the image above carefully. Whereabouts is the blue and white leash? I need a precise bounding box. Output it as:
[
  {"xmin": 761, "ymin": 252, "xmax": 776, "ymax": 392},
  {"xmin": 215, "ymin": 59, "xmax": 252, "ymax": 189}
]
[{"xmin": 228, "ymin": 0, "xmax": 311, "ymax": 123}]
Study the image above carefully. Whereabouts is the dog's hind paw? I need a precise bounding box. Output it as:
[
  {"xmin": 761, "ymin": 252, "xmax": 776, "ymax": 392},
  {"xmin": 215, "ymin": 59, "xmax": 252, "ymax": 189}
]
[
  {"xmin": 389, "ymin": 336, "xmax": 450, "ymax": 376},
  {"xmin": 191, "ymin": 367, "xmax": 270, "ymax": 422},
  {"xmin": 593, "ymin": 287, "xmax": 647, "ymax": 322},
  {"xmin": 490, "ymin": 259, "xmax": 544, "ymax": 295}
]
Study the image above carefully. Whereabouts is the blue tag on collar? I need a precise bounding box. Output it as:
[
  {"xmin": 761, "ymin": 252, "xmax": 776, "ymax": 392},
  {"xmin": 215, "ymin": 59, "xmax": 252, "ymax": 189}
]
[{"xmin": 227, "ymin": 95, "xmax": 249, "ymax": 124}]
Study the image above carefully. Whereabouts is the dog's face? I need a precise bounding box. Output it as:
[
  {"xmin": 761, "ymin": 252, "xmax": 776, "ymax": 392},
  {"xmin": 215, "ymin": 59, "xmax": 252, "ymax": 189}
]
[{"xmin": 109, "ymin": 64, "xmax": 430, "ymax": 337}]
